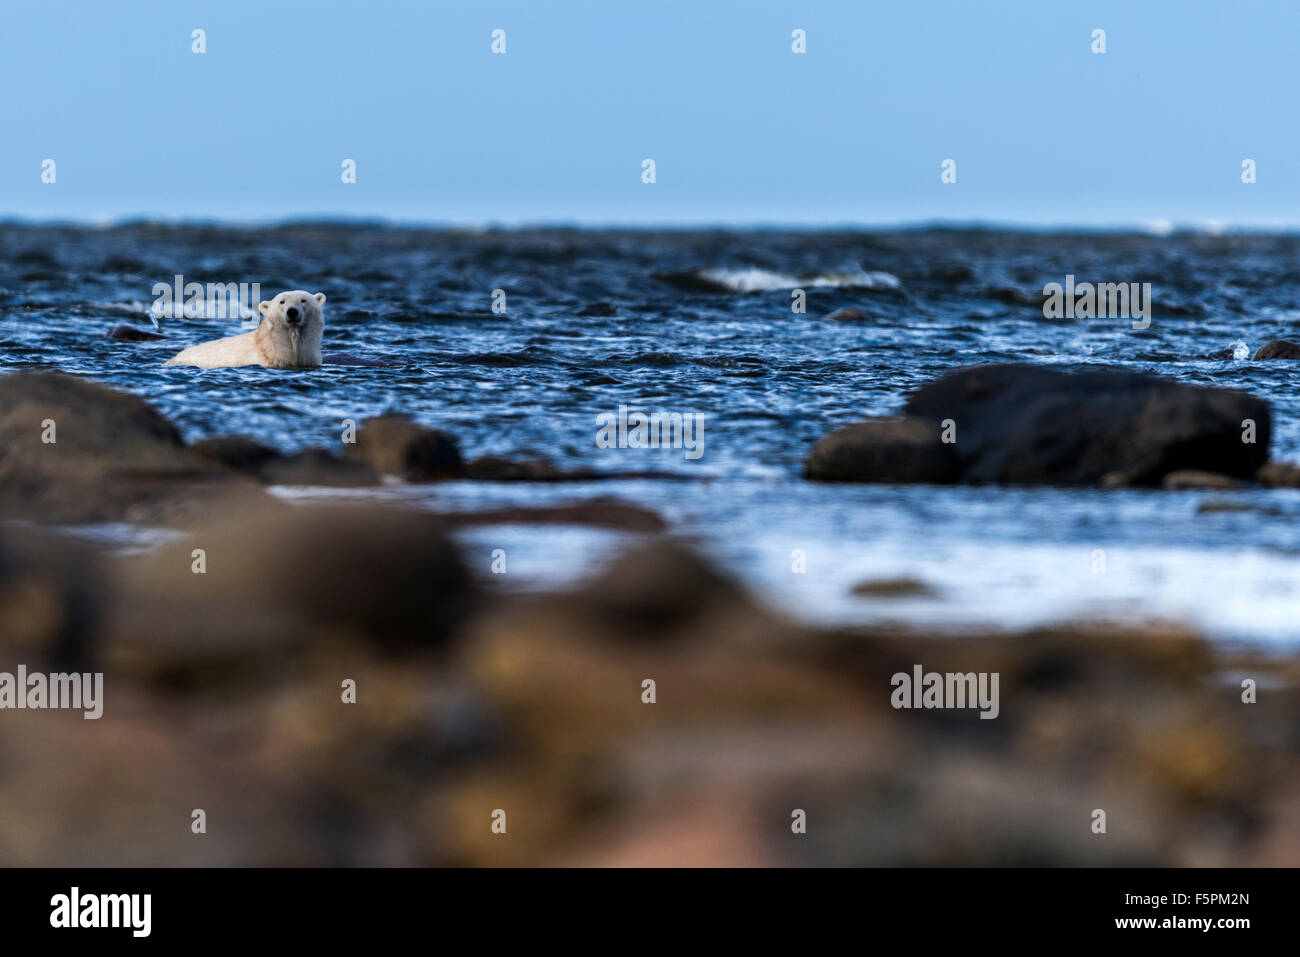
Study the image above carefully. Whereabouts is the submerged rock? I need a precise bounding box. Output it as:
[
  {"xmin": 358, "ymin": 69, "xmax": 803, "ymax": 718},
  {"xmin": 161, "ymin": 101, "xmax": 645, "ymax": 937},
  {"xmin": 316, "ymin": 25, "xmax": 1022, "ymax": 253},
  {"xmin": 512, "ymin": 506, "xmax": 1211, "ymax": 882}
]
[
  {"xmin": 806, "ymin": 416, "xmax": 959, "ymax": 483},
  {"xmin": 446, "ymin": 498, "xmax": 666, "ymax": 532},
  {"xmin": 190, "ymin": 435, "xmax": 381, "ymax": 487},
  {"xmin": 1162, "ymin": 470, "xmax": 1247, "ymax": 490},
  {"xmin": 850, "ymin": 576, "xmax": 937, "ymax": 598},
  {"xmin": 823, "ymin": 307, "xmax": 870, "ymax": 322},
  {"xmin": 1253, "ymin": 339, "xmax": 1300, "ymax": 360},
  {"xmin": 462, "ymin": 455, "xmax": 562, "ymax": 481},
  {"xmin": 106, "ymin": 324, "xmax": 165, "ymax": 342},
  {"xmin": 323, "ymin": 352, "xmax": 397, "ymax": 368}
]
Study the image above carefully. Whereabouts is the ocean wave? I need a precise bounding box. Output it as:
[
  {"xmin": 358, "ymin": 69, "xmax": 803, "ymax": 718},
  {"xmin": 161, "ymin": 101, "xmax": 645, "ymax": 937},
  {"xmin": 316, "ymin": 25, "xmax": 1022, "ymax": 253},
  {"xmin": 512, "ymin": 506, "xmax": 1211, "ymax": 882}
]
[{"xmin": 654, "ymin": 267, "xmax": 902, "ymax": 294}]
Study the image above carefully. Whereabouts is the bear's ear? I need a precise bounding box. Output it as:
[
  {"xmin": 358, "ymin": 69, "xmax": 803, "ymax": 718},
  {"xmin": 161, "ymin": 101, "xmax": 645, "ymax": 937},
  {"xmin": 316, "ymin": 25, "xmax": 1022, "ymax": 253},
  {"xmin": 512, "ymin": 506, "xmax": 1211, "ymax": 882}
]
[
  {"xmin": 314, "ymin": 292, "xmax": 326, "ymax": 306},
  {"xmin": 259, "ymin": 300, "xmax": 270, "ymax": 314}
]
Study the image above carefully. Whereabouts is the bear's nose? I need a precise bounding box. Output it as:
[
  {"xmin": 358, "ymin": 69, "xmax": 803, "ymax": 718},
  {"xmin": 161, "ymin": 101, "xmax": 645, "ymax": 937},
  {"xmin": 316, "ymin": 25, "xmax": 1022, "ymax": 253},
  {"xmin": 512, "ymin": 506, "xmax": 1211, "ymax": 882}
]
[{"xmin": 286, "ymin": 306, "xmax": 300, "ymax": 322}]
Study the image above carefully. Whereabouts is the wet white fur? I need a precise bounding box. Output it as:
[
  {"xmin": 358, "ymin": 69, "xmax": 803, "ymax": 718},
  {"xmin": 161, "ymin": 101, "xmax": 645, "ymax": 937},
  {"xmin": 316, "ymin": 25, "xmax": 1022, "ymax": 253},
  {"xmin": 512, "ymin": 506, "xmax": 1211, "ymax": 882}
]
[{"xmin": 164, "ymin": 290, "xmax": 325, "ymax": 369}]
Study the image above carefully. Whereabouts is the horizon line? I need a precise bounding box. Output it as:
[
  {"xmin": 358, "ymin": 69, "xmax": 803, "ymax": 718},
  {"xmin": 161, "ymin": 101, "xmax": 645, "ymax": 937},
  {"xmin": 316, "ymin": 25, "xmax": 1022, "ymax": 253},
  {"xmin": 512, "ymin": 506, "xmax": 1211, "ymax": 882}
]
[{"xmin": 3, "ymin": 214, "xmax": 1299, "ymax": 236}]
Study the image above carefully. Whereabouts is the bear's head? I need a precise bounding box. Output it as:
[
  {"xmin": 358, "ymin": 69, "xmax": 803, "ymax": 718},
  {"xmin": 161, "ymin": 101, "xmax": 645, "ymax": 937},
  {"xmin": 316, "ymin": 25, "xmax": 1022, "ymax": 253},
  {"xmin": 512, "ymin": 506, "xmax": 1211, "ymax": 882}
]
[
  {"xmin": 257, "ymin": 290, "xmax": 326, "ymax": 366},
  {"xmin": 260, "ymin": 290, "xmax": 325, "ymax": 332}
]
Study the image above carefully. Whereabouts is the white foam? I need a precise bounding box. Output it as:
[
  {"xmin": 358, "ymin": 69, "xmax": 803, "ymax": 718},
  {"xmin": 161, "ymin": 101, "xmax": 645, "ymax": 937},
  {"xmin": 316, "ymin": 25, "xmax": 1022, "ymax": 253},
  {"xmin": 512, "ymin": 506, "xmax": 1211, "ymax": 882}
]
[{"xmin": 697, "ymin": 267, "xmax": 901, "ymax": 293}]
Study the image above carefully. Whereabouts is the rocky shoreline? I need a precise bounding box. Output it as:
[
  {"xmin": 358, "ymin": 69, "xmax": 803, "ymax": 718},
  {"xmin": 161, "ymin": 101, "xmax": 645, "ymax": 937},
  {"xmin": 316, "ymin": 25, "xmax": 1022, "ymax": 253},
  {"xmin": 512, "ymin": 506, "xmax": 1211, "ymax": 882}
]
[
  {"xmin": 1, "ymin": 502, "xmax": 1296, "ymax": 864},
  {"xmin": 0, "ymin": 370, "xmax": 687, "ymax": 526},
  {"xmin": 1, "ymin": 367, "xmax": 1298, "ymax": 864}
]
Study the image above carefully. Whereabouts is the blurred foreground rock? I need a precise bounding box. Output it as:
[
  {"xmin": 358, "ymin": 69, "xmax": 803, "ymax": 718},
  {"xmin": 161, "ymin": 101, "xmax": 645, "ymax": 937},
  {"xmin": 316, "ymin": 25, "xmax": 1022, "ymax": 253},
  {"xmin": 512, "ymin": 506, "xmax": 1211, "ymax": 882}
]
[
  {"xmin": 347, "ymin": 414, "xmax": 462, "ymax": 480},
  {"xmin": 0, "ymin": 371, "xmax": 266, "ymax": 523},
  {"xmin": 0, "ymin": 517, "xmax": 1296, "ymax": 866}
]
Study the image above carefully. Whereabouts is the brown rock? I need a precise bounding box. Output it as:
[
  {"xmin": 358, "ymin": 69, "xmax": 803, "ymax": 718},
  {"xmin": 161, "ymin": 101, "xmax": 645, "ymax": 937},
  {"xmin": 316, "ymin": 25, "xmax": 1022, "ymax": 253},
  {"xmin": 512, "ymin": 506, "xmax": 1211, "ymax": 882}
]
[
  {"xmin": 259, "ymin": 448, "xmax": 380, "ymax": 487},
  {"xmin": 348, "ymin": 414, "xmax": 462, "ymax": 480},
  {"xmin": 1162, "ymin": 469, "xmax": 1247, "ymax": 490},
  {"xmin": 851, "ymin": 576, "xmax": 937, "ymax": 598},
  {"xmin": 462, "ymin": 455, "xmax": 561, "ymax": 481},
  {"xmin": 1253, "ymin": 339, "xmax": 1300, "ymax": 360},
  {"xmin": 572, "ymin": 539, "xmax": 759, "ymax": 637},
  {"xmin": 0, "ymin": 524, "xmax": 102, "ymax": 666},
  {"xmin": 447, "ymin": 498, "xmax": 666, "ymax": 532},
  {"xmin": 191, "ymin": 435, "xmax": 281, "ymax": 474},
  {"xmin": 1257, "ymin": 461, "xmax": 1300, "ymax": 487},
  {"xmin": 107, "ymin": 502, "xmax": 475, "ymax": 678},
  {"xmin": 806, "ymin": 416, "xmax": 958, "ymax": 483},
  {"xmin": 192, "ymin": 436, "xmax": 381, "ymax": 487},
  {"xmin": 0, "ymin": 371, "xmax": 258, "ymax": 523},
  {"xmin": 824, "ymin": 307, "xmax": 870, "ymax": 322}
]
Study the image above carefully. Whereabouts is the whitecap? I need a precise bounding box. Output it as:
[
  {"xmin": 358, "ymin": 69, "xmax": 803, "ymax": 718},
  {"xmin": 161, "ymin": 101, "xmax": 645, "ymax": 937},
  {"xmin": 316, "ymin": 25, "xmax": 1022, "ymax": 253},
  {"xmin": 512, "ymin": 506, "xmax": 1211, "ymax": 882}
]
[{"xmin": 696, "ymin": 267, "xmax": 901, "ymax": 293}]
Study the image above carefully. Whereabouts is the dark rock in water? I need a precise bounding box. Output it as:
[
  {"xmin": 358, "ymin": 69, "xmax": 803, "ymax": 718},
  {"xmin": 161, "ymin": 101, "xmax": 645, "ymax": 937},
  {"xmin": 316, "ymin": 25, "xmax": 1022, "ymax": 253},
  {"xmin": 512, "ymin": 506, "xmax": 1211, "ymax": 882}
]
[
  {"xmin": 463, "ymin": 455, "xmax": 561, "ymax": 481},
  {"xmin": 577, "ymin": 301, "xmax": 619, "ymax": 317},
  {"xmin": 349, "ymin": 414, "xmax": 462, "ymax": 481},
  {"xmin": 900, "ymin": 364, "xmax": 1270, "ymax": 486},
  {"xmin": 324, "ymin": 352, "xmax": 395, "ymax": 368},
  {"xmin": 191, "ymin": 435, "xmax": 281, "ymax": 474},
  {"xmin": 461, "ymin": 454, "xmax": 685, "ymax": 483},
  {"xmin": 1252, "ymin": 339, "xmax": 1300, "ymax": 360},
  {"xmin": 1196, "ymin": 499, "xmax": 1280, "ymax": 515},
  {"xmin": 806, "ymin": 417, "xmax": 959, "ymax": 483},
  {"xmin": 1257, "ymin": 461, "xmax": 1300, "ymax": 487},
  {"xmin": 192, "ymin": 435, "xmax": 379, "ymax": 486},
  {"xmin": 106, "ymin": 323, "xmax": 164, "ymax": 342},
  {"xmin": 260, "ymin": 448, "xmax": 380, "ymax": 487},
  {"xmin": 0, "ymin": 371, "xmax": 258, "ymax": 523},
  {"xmin": 823, "ymin": 307, "xmax": 870, "ymax": 322},
  {"xmin": 447, "ymin": 498, "xmax": 667, "ymax": 533},
  {"xmin": 850, "ymin": 576, "xmax": 937, "ymax": 598}
]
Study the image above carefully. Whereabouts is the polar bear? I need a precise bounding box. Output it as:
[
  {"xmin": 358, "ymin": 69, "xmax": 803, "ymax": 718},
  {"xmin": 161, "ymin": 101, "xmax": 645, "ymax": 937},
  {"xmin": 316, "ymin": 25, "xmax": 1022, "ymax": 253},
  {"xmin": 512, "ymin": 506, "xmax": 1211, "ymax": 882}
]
[{"xmin": 163, "ymin": 290, "xmax": 326, "ymax": 368}]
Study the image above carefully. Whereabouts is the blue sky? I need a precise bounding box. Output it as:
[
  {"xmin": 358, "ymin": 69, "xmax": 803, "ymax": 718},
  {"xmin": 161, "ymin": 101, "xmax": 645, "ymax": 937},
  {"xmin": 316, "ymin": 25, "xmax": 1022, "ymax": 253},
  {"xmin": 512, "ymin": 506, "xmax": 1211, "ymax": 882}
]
[{"xmin": 1, "ymin": 0, "xmax": 1296, "ymax": 226}]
